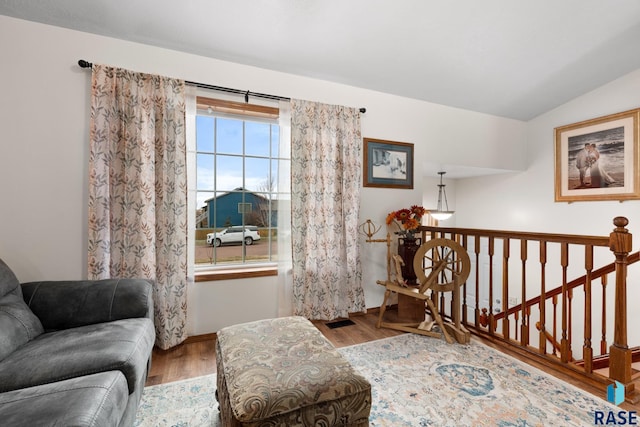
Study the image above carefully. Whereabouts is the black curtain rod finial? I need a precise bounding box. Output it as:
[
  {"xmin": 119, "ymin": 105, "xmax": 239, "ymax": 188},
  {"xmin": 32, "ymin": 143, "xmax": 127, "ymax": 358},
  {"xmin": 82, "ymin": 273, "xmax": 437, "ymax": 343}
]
[
  {"xmin": 359, "ymin": 108, "xmax": 366, "ymax": 113},
  {"xmin": 78, "ymin": 59, "xmax": 93, "ymax": 69}
]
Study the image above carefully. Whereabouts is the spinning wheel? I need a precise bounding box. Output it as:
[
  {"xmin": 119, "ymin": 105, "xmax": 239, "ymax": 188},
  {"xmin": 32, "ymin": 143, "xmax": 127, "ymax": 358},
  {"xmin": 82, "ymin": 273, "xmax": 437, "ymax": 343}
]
[
  {"xmin": 413, "ymin": 238, "xmax": 470, "ymax": 293},
  {"xmin": 413, "ymin": 238, "xmax": 471, "ymax": 343},
  {"xmin": 376, "ymin": 238, "xmax": 472, "ymax": 344}
]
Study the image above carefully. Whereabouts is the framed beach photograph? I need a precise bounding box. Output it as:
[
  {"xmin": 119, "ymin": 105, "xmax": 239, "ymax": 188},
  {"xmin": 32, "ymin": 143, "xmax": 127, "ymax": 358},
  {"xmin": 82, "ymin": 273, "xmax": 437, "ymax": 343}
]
[
  {"xmin": 363, "ymin": 138, "xmax": 414, "ymax": 189},
  {"xmin": 554, "ymin": 108, "xmax": 640, "ymax": 202}
]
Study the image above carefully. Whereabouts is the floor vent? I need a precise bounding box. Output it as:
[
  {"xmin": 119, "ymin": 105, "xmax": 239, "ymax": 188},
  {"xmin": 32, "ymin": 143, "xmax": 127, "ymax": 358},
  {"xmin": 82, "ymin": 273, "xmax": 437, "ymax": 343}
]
[{"xmin": 325, "ymin": 319, "xmax": 355, "ymax": 329}]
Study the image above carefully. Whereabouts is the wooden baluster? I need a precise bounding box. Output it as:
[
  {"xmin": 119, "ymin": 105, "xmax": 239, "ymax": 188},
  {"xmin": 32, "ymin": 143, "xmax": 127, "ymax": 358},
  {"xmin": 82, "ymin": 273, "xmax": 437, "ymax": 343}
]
[
  {"xmin": 520, "ymin": 239, "xmax": 529, "ymax": 346},
  {"xmin": 608, "ymin": 217, "xmax": 633, "ymax": 390},
  {"xmin": 568, "ymin": 287, "xmax": 573, "ymax": 361},
  {"xmin": 525, "ymin": 305, "xmax": 531, "ymax": 346},
  {"xmin": 474, "ymin": 236, "xmax": 481, "ymax": 327},
  {"xmin": 430, "ymin": 240, "xmax": 441, "ymax": 318},
  {"xmin": 440, "ymin": 284, "xmax": 446, "ymax": 317},
  {"xmin": 488, "ymin": 236, "xmax": 495, "ymax": 334},
  {"xmin": 552, "ymin": 294, "xmax": 558, "ymax": 356},
  {"xmin": 441, "ymin": 234, "xmax": 449, "ymax": 316},
  {"xmin": 450, "ymin": 233, "xmax": 463, "ymax": 330},
  {"xmin": 600, "ymin": 274, "xmax": 608, "ymax": 355},
  {"xmin": 461, "ymin": 235, "xmax": 468, "ymax": 326},
  {"xmin": 560, "ymin": 242, "xmax": 570, "ymax": 363},
  {"xmin": 514, "ymin": 311, "xmax": 519, "ymax": 341},
  {"xmin": 539, "ymin": 241, "xmax": 547, "ymax": 354},
  {"xmin": 502, "ymin": 237, "xmax": 510, "ymax": 339},
  {"xmin": 448, "ymin": 233, "xmax": 457, "ymax": 321},
  {"xmin": 583, "ymin": 245, "xmax": 593, "ymax": 373}
]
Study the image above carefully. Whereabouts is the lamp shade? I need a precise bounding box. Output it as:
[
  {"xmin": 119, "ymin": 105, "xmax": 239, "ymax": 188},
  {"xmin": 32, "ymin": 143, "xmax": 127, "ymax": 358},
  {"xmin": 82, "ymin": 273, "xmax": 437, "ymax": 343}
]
[
  {"xmin": 430, "ymin": 171, "xmax": 454, "ymax": 221},
  {"xmin": 430, "ymin": 211, "xmax": 454, "ymax": 221}
]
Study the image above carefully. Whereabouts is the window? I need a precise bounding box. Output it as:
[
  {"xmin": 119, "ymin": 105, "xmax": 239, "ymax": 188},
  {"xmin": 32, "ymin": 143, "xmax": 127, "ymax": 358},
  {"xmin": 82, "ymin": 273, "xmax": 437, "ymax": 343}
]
[
  {"xmin": 238, "ymin": 203, "xmax": 252, "ymax": 214},
  {"xmin": 194, "ymin": 97, "xmax": 289, "ymax": 272}
]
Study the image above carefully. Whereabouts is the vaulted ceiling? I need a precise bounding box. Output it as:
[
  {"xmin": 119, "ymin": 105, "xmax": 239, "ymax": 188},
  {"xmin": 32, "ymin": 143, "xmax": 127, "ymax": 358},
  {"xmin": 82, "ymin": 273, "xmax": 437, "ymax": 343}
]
[{"xmin": 2, "ymin": 0, "xmax": 640, "ymax": 121}]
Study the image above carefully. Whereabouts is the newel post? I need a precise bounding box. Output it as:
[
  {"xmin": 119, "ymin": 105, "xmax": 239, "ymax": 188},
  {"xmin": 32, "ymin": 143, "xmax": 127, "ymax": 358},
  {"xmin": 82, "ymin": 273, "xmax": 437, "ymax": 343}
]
[{"xmin": 608, "ymin": 216, "xmax": 634, "ymax": 391}]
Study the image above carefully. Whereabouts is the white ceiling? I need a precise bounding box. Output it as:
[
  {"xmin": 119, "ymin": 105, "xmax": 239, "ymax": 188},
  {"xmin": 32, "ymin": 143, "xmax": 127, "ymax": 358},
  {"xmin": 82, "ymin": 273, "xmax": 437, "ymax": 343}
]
[{"xmin": 2, "ymin": 0, "xmax": 640, "ymax": 122}]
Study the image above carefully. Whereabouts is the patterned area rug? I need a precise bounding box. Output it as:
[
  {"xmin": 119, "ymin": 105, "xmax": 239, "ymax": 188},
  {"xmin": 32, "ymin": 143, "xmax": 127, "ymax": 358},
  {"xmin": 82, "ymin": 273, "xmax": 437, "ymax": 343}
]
[{"xmin": 135, "ymin": 333, "xmax": 617, "ymax": 426}]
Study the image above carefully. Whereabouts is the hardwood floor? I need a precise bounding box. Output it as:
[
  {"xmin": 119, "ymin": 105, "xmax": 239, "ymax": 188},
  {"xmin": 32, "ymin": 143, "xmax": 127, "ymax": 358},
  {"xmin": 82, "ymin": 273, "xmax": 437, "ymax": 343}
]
[
  {"xmin": 146, "ymin": 310, "xmax": 640, "ymax": 412},
  {"xmin": 145, "ymin": 312, "xmax": 401, "ymax": 386}
]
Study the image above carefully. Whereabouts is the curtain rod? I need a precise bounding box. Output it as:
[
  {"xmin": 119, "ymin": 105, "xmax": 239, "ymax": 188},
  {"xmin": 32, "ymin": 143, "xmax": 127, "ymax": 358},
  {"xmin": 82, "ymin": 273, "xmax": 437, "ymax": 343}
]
[{"xmin": 78, "ymin": 60, "xmax": 366, "ymax": 113}]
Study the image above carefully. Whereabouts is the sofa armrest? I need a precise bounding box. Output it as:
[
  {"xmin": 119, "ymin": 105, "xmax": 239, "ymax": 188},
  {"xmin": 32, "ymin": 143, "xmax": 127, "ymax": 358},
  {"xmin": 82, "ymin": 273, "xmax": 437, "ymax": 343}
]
[{"xmin": 20, "ymin": 279, "xmax": 154, "ymax": 331}]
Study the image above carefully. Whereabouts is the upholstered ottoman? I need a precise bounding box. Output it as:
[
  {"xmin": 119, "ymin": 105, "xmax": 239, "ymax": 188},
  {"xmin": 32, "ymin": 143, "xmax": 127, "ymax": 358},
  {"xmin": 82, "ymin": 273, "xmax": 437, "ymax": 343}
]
[{"xmin": 216, "ymin": 316, "xmax": 371, "ymax": 427}]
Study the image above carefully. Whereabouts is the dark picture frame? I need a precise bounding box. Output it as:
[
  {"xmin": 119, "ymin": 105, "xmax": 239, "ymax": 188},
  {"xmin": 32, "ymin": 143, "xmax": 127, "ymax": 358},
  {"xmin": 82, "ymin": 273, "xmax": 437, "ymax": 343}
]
[
  {"xmin": 363, "ymin": 138, "xmax": 414, "ymax": 189},
  {"xmin": 554, "ymin": 108, "xmax": 640, "ymax": 202}
]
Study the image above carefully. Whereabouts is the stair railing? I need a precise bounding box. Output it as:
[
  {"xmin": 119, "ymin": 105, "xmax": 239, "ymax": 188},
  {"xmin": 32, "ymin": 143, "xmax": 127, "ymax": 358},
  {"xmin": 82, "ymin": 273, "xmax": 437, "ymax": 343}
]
[{"xmin": 418, "ymin": 216, "xmax": 638, "ymax": 403}]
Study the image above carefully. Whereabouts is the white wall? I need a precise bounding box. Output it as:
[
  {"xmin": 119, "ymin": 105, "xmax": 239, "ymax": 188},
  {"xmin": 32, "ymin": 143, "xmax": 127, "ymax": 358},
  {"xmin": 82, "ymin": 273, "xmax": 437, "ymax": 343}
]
[
  {"xmin": 1, "ymin": 15, "xmax": 525, "ymax": 335},
  {"xmin": 454, "ymin": 68, "xmax": 640, "ymax": 345},
  {"xmin": 455, "ymin": 69, "xmax": 640, "ymax": 234}
]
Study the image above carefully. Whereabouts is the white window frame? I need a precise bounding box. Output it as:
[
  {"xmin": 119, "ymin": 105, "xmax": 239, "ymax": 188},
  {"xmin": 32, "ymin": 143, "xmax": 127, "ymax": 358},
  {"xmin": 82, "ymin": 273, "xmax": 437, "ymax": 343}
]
[{"xmin": 187, "ymin": 91, "xmax": 289, "ymax": 280}]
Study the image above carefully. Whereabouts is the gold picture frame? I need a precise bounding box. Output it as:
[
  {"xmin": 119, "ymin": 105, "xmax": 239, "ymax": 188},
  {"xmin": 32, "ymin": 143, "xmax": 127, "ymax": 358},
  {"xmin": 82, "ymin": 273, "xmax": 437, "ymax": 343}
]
[{"xmin": 554, "ymin": 108, "xmax": 640, "ymax": 202}]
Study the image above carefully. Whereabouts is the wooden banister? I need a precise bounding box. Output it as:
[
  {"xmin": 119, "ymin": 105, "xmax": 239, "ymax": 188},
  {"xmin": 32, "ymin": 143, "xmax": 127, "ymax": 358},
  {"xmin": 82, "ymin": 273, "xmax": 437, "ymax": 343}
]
[
  {"xmin": 417, "ymin": 217, "xmax": 639, "ymax": 403},
  {"xmin": 494, "ymin": 251, "xmax": 640, "ymax": 322},
  {"xmin": 420, "ymin": 225, "xmax": 610, "ymax": 247}
]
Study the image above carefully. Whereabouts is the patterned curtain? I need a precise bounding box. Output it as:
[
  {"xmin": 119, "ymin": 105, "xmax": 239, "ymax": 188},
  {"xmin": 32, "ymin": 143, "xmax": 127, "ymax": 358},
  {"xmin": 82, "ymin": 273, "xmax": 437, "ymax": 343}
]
[
  {"xmin": 88, "ymin": 64, "xmax": 188, "ymax": 350},
  {"xmin": 290, "ymin": 99, "xmax": 366, "ymax": 319}
]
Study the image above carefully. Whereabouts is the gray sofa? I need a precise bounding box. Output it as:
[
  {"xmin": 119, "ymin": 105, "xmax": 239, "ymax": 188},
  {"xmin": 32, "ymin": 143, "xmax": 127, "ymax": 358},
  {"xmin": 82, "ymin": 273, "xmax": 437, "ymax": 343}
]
[{"xmin": 0, "ymin": 258, "xmax": 155, "ymax": 426}]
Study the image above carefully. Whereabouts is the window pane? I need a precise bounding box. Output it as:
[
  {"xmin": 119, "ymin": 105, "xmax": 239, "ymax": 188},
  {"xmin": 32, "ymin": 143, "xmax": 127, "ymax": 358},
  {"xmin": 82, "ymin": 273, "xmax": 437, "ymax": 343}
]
[
  {"xmin": 196, "ymin": 116, "xmax": 214, "ymax": 152},
  {"xmin": 196, "ymin": 153, "xmax": 214, "ymax": 191},
  {"xmin": 245, "ymin": 122, "xmax": 270, "ymax": 157},
  {"xmin": 271, "ymin": 159, "xmax": 279, "ymax": 193},
  {"xmin": 247, "ymin": 194, "xmax": 272, "ymax": 228},
  {"xmin": 271, "ymin": 126, "xmax": 280, "ymax": 158},
  {"xmin": 210, "ymin": 191, "xmax": 238, "ymax": 228},
  {"xmin": 216, "ymin": 155, "xmax": 243, "ymax": 191},
  {"xmin": 271, "ymin": 158, "xmax": 290, "ymax": 193},
  {"xmin": 196, "ymin": 192, "xmax": 212, "ymax": 214},
  {"xmin": 195, "ymin": 194, "xmax": 210, "ymax": 233},
  {"xmin": 216, "ymin": 118, "xmax": 243, "ymax": 154},
  {"xmin": 245, "ymin": 157, "xmax": 271, "ymax": 192}
]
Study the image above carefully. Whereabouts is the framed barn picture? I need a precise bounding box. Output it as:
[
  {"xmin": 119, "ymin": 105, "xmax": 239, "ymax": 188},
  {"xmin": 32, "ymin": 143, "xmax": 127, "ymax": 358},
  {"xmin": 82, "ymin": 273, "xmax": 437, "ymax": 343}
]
[
  {"xmin": 363, "ymin": 138, "xmax": 414, "ymax": 189},
  {"xmin": 554, "ymin": 108, "xmax": 640, "ymax": 202}
]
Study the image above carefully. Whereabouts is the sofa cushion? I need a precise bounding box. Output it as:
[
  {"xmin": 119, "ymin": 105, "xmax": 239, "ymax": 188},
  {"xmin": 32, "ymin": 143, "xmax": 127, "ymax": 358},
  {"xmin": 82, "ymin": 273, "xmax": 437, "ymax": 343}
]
[
  {"xmin": 0, "ymin": 371, "xmax": 128, "ymax": 427},
  {"xmin": 0, "ymin": 258, "xmax": 44, "ymax": 362},
  {"xmin": 0, "ymin": 317, "xmax": 154, "ymax": 394},
  {"xmin": 21, "ymin": 278, "xmax": 154, "ymax": 331}
]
